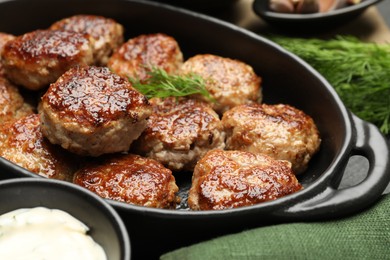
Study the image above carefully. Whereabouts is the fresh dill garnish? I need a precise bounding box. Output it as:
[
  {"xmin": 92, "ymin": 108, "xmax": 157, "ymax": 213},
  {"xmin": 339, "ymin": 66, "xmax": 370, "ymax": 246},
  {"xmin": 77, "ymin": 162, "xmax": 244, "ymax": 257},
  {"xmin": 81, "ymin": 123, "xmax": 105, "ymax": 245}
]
[
  {"xmin": 270, "ymin": 35, "xmax": 390, "ymax": 134},
  {"xmin": 129, "ymin": 67, "xmax": 214, "ymax": 102}
]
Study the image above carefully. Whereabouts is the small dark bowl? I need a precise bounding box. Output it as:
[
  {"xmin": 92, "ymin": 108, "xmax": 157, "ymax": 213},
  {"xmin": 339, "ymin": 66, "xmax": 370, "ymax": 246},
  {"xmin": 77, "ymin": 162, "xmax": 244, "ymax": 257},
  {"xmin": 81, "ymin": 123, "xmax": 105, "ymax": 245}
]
[
  {"xmin": 0, "ymin": 178, "xmax": 131, "ymax": 260},
  {"xmin": 253, "ymin": 0, "xmax": 384, "ymax": 32},
  {"xmin": 0, "ymin": 0, "xmax": 389, "ymax": 259}
]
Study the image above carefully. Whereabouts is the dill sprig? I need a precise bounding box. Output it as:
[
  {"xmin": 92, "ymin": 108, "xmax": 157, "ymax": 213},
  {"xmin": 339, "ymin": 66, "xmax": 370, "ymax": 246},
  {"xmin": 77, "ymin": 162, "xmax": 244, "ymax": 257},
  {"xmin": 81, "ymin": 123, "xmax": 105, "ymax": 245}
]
[
  {"xmin": 129, "ymin": 67, "xmax": 214, "ymax": 101},
  {"xmin": 270, "ymin": 35, "xmax": 390, "ymax": 134}
]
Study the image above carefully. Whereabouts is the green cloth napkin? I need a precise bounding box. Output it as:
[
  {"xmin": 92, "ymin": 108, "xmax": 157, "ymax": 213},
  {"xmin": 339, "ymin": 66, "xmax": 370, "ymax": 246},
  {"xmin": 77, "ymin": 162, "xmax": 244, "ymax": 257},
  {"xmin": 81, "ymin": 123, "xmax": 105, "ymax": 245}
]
[{"xmin": 161, "ymin": 195, "xmax": 390, "ymax": 260}]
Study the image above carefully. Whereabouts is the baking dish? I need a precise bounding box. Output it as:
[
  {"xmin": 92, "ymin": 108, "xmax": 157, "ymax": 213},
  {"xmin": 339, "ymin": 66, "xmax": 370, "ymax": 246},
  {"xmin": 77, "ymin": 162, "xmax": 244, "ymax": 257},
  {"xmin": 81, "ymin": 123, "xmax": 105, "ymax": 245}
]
[{"xmin": 0, "ymin": 0, "xmax": 389, "ymax": 258}]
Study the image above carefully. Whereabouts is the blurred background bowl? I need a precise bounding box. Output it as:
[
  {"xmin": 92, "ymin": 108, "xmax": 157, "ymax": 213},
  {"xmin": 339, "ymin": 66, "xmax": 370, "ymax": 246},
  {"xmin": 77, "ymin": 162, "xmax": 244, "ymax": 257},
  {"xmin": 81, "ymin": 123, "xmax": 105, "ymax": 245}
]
[
  {"xmin": 0, "ymin": 177, "xmax": 131, "ymax": 260},
  {"xmin": 253, "ymin": 0, "xmax": 384, "ymax": 32}
]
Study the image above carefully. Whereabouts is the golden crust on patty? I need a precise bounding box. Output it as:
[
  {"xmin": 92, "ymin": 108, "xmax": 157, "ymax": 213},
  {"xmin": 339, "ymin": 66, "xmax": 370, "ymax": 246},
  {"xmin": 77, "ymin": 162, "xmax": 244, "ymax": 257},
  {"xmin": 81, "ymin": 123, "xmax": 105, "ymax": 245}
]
[
  {"xmin": 73, "ymin": 153, "xmax": 179, "ymax": 208},
  {"xmin": 50, "ymin": 14, "xmax": 124, "ymax": 65},
  {"xmin": 0, "ymin": 114, "xmax": 77, "ymax": 181},
  {"xmin": 222, "ymin": 103, "xmax": 321, "ymax": 174},
  {"xmin": 188, "ymin": 149, "xmax": 302, "ymax": 210},
  {"xmin": 0, "ymin": 32, "xmax": 15, "ymax": 77},
  {"xmin": 108, "ymin": 33, "xmax": 183, "ymax": 82},
  {"xmin": 0, "ymin": 77, "xmax": 34, "ymax": 123},
  {"xmin": 132, "ymin": 97, "xmax": 225, "ymax": 172},
  {"xmin": 39, "ymin": 66, "xmax": 152, "ymax": 157},
  {"xmin": 180, "ymin": 54, "xmax": 262, "ymax": 114},
  {"xmin": 1, "ymin": 29, "xmax": 94, "ymax": 90}
]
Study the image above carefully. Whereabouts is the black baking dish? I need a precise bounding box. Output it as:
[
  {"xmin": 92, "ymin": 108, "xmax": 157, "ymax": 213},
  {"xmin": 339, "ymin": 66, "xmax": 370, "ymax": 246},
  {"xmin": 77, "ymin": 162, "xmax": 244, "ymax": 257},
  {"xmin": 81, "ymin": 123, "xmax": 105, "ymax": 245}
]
[{"xmin": 0, "ymin": 0, "xmax": 389, "ymax": 259}]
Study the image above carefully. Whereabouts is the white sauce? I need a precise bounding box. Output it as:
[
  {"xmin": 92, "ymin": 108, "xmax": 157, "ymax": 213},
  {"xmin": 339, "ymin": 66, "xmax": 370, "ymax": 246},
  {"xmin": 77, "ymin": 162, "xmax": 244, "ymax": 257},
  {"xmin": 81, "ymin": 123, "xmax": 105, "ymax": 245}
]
[{"xmin": 0, "ymin": 207, "xmax": 107, "ymax": 260}]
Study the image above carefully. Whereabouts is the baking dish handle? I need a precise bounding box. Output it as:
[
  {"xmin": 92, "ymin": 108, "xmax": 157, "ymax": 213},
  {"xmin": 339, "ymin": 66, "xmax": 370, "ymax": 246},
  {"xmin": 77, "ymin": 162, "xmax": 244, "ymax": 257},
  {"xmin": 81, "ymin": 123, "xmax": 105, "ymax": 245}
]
[{"xmin": 281, "ymin": 114, "xmax": 390, "ymax": 220}]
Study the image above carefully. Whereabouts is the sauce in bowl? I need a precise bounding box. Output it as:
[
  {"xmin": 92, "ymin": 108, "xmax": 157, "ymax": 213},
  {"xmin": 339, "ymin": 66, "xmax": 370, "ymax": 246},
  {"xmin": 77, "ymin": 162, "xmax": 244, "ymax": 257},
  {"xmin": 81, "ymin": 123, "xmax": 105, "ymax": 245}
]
[{"xmin": 0, "ymin": 207, "xmax": 107, "ymax": 260}]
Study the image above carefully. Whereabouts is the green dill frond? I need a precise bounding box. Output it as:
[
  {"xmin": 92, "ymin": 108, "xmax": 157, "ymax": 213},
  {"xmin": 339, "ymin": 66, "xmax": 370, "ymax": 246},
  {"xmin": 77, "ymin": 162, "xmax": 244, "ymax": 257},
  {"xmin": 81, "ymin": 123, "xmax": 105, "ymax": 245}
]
[
  {"xmin": 129, "ymin": 67, "xmax": 214, "ymax": 102},
  {"xmin": 270, "ymin": 35, "xmax": 390, "ymax": 134}
]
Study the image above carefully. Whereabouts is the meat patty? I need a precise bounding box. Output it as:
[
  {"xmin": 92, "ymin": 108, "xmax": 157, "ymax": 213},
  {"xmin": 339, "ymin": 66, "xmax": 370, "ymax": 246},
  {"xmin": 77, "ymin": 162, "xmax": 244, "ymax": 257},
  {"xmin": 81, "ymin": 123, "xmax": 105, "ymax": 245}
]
[
  {"xmin": 0, "ymin": 32, "xmax": 14, "ymax": 52},
  {"xmin": 0, "ymin": 114, "xmax": 77, "ymax": 181},
  {"xmin": 188, "ymin": 149, "xmax": 302, "ymax": 210},
  {"xmin": 107, "ymin": 33, "xmax": 183, "ymax": 82},
  {"xmin": 50, "ymin": 14, "xmax": 124, "ymax": 66},
  {"xmin": 73, "ymin": 153, "xmax": 179, "ymax": 208},
  {"xmin": 1, "ymin": 29, "xmax": 94, "ymax": 90},
  {"xmin": 0, "ymin": 32, "xmax": 15, "ymax": 77},
  {"xmin": 39, "ymin": 66, "xmax": 152, "ymax": 157},
  {"xmin": 0, "ymin": 77, "xmax": 34, "ymax": 123},
  {"xmin": 132, "ymin": 97, "xmax": 225, "ymax": 172},
  {"xmin": 222, "ymin": 103, "xmax": 321, "ymax": 174},
  {"xmin": 180, "ymin": 54, "xmax": 262, "ymax": 114}
]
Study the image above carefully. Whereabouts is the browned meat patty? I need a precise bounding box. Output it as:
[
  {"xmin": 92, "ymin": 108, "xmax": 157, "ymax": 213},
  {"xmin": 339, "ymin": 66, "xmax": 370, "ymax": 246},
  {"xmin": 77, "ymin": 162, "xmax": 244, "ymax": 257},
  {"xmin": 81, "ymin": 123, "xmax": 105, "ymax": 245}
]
[
  {"xmin": 0, "ymin": 77, "xmax": 34, "ymax": 123},
  {"xmin": 222, "ymin": 103, "xmax": 321, "ymax": 174},
  {"xmin": 0, "ymin": 32, "xmax": 14, "ymax": 50},
  {"xmin": 132, "ymin": 97, "xmax": 225, "ymax": 172},
  {"xmin": 50, "ymin": 14, "xmax": 124, "ymax": 66},
  {"xmin": 73, "ymin": 153, "xmax": 179, "ymax": 208},
  {"xmin": 0, "ymin": 32, "xmax": 15, "ymax": 77},
  {"xmin": 180, "ymin": 54, "xmax": 262, "ymax": 114},
  {"xmin": 0, "ymin": 114, "xmax": 77, "ymax": 181},
  {"xmin": 39, "ymin": 66, "xmax": 152, "ymax": 157},
  {"xmin": 1, "ymin": 29, "xmax": 94, "ymax": 90},
  {"xmin": 107, "ymin": 33, "xmax": 183, "ymax": 82},
  {"xmin": 188, "ymin": 149, "xmax": 302, "ymax": 210}
]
